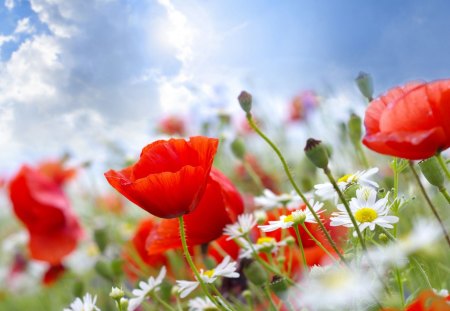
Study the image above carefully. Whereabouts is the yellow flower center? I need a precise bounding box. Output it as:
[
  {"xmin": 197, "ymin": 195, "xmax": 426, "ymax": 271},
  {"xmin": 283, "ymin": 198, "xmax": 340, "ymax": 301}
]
[
  {"xmin": 354, "ymin": 207, "xmax": 378, "ymax": 223},
  {"xmin": 256, "ymin": 237, "xmax": 275, "ymax": 245},
  {"xmin": 203, "ymin": 269, "xmax": 215, "ymax": 278},
  {"xmin": 338, "ymin": 174, "xmax": 355, "ymax": 183},
  {"xmin": 283, "ymin": 215, "xmax": 294, "ymax": 223}
]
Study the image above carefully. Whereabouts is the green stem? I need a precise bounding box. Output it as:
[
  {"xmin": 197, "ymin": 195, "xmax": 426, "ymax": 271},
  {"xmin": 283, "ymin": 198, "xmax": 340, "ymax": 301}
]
[
  {"xmin": 241, "ymin": 235, "xmax": 295, "ymax": 286},
  {"xmin": 178, "ymin": 216, "xmax": 222, "ymax": 308},
  {"xmin": 394, "ymin": 269, "xmax": 405, "ymax": 307},
  {"xmin": 408, "ymin": 162, "xmax": 450, "ymax": 248},
  {"xmin": 323, "ymin": 167, "xmax": 366, "ymax": 251},
  {"xmin": 246, "ymin": 114, "xmax": 345, "ymax": 263},
  {"xmin": 439, "ymin": 186, "xmax": 450, "ymax": 204},
  {"xmin": 210, "ymin": 285, "xmax": 234, "ymax": 311},
  {"xmin": 301, "ymin": 223, "xmax": 339, "ymax": 264},
  {"xmin": 151, "ymin": 292, "xmax": 176, "ymax": 311},
  {"xmin": 436, "ymin": 153, "xmax": 450, "ymax": 180},
  {"xmin": 263, "ymin": 285, "xmax": 277, "ymax": 311},
  {"xmin": 379, "ymin": 227, "xmax": 433, "ymax": 289},
  {"xmin": 242, "ymin": 159, "xmax": 265, "ymax": 193},
  {"xmin": 392, "ymin": 158, "xmax": 400, "ymax": 237},
  {"xmin": 356, "ymin": 143, "xmax": 370, "ymax": 169},
  {"xmin": 411, "ymin": 257, "xmax": 433, "ymax": 288},
  {"xmin": 293, "ymin": 225, "xmax": 307, "ymax": 269},
  {"xmin": 391, "ymin": 158, "xmax": 404, "ymax": 306}
]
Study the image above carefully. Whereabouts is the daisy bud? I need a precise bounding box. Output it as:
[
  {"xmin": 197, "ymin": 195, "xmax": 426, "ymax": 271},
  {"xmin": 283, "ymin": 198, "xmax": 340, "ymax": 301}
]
[
  {"xmin": 231, "ymin": 137, "xmax": 246, "ymax": 160},
  {"xmin": 171, "ymin": 285, "xmax": 180, "ymax": 296},
  {"xmin": 348, "ymin": 113, "xmax": 362, "ymax": 146},
  {"xmin": 355, "ymin": 71, "xmax": 374, "ymax": 101},
  {"xmin": 243, "ymin": 260, "xmax": 268, "ymax": 286},
  {"xmin": 284, "ymin": 236, "xmax": 296, "ymax": 246},
  {"xmin": 119, "ymin": 298, "xmax": 129, "ymax": 310},
  {"xmin": 292, "ymin": 211, "xmax": 306, "ymax": 225},
  {"xmin": 277, "ymin": 255, "xmax": 286, "ymax": 265},
  {"xmin": 254, "ymin": 210, "xmax": 268, "ymax": 225},
  {"xmin": 242, "ymin": 289, "xmax": 253, "ymax": 307},
  {"xmin": 378, "ymin": 233, "xmax": 389, "ymax": 243},
  {"xmin": 238, "ymin": 91, "xmax": 252, "ymax": 113},
  {"xmin": 304, "ymin": 138, "xmax": 329, "ymax": 169},
  {"xmin": 109, "ymin": 287, "xmax": 124, "ymax": 300},
  {"xmin": 419, "ymin": 158, "xmax": 445, "ymax": 188}
]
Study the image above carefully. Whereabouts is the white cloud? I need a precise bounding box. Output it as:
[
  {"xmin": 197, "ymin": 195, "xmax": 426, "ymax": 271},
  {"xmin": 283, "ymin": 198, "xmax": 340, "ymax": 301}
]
[
  {"xmin": 4, "ymin": 0, "xmax": 14, "ymax": 10},
  {"xmin": 14, "ymin": 18, "xmax": 36, "ymax": 35}
]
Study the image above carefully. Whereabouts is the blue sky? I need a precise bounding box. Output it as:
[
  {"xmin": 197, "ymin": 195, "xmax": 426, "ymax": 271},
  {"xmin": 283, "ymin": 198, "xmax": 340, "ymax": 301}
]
[{"xmin": 1, "ymin": 0, "xmax": 450, "ymax": 172}]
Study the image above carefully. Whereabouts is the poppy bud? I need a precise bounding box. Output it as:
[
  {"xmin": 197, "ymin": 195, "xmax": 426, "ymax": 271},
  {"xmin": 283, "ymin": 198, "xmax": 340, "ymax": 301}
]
[
  {"xmin": 94, "ymin": 227, "xmax": 108, "ymax": 253},
  {"xmin": 238, "ymin": 91, "xmax": 252, "ymax": 113},
  {"xmin": 419, "ymin": 158, "xmax": 445, "ymax": 188},
  {"xmin": 231, "ymin": 137, "xmax": 246, "ymax": 160},
  {"xmin": 270, "ymin": 275, "xmax": 289, "ymax": 298},
  {"xmin": 355, "ymin": 71, "xmax": 374, "ymax": 101},
  {"xmin": 304, "ymin": 138, "xmax": 329, "ymax": 169},
  {"xmin": 348, "ymin": 113, "xmax": 362, "ymax": 146},
  {"xmin": 243, "ymin": 260, "xmax": 268, "ymax": 286}
]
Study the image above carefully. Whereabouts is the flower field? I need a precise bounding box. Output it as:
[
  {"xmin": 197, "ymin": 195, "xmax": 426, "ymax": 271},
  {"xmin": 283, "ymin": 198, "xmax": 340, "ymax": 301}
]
[{"xmin": 0, "ymin": 76, "xmax": 449, "ymax": 311}]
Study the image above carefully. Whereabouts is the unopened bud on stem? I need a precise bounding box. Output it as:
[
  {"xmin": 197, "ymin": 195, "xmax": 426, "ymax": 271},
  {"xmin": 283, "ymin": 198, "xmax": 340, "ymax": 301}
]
[
  {"xmin": 304, "ymin": 138, "xmax": 329, "ymax": 169},
  {"xmin": 238, "ymin": 91, "xmax": 252, "ymax": 113},
  {"xmin": 419, "ymin": 158, "xmax": 444, "ymax": 188},
  {"xmin": 355, "ymin": 72, "xmax": 374, "ymax": 101}
]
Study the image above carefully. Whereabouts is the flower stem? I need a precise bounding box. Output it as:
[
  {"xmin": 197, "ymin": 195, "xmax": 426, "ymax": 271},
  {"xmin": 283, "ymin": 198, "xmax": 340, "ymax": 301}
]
[
  {"xmin": 323, "ymin": 167, "xmax": 366, "ymax": 251},
  {"xmin": 241, "ymin": 235, "xmax": 295, "ymax": 286},
  {"xmin": 293, "ymin": 225, "xmax": 308, "ymax": 269},
  {"xmin": 246, "ymin": 114, "xmax": 345, "ymax": 263},
  {"xmin": 242, "ymin": 159, "xmax": 265, "ymax": 193},
  {"xmin": 151, "ymin": 293, "xmax": 176, "ymax": 311},
  {"xmin": 300, "ymin": 223, "xmax": 339, "ymax": 264},
  {"xmin": 210, "ymin": 285, "xmax": 235, "ymax": 311},
  {"xmin": 178, "ymin": 216, "xmax": 222, "ymax": 308},
  {"xmin": 408, "ymin": 162, "xmax": 450, "ymax": 248},
  {"xmin": 438, "ymin": 186, "xmax": 450, "ymax": 204},
  {"xmin": 436, "ymin": 153, "xmax": 450, "ymax": 180},
  {"xmin": 263, "ymin": 285, "xmax": 277, "ymax": 311}
]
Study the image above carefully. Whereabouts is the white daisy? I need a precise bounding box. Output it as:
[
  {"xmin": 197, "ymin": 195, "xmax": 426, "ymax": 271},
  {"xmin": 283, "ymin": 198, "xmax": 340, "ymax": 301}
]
[
  {"xmin": 128, "ymin": 266, "xmax": 166, "ymax": 311},
  {"xmin": 176, "ymin": 256, "xmax": 239, "ymax": 298},
  {"xmin": 239, "ymin": 237, "xmax": 287, "ymax": 259},
  {"xmin": 254, "ymin": 189, "xmax": 302, "ymax": 210},
  {"xmin": 258, "ymin": 199, "xmax": 324, "ymax": 232},
  {"xmin": 295, "ymin": 264, "xmax": 382, "ymax": 311},
  {"xmin": 330, "ymin": 187, "xmax": 398, "ymax": 233},
  {"xmin": 223, "ymin": 213, "xmax": 257, "ymax": 240},
  {"xmin": 364, "ymin": 218, "xmax": 444, "ymax": 269},
  {"xmin": 314, "ymin": 167, "xmax": 379, "ymax": 203},
  {"xmin": 188, "ymin": 297, "xmax": 218, "ymax": 311},
  {"xmin": 64, "ymin": 293, "xmax": 100, "ymax": 311}
]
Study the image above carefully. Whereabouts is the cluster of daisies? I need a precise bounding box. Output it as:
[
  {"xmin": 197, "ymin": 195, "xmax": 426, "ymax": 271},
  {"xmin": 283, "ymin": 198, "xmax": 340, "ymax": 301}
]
[{"xmin": 64, "ymin": 167, "xmax": 446, "ymax": 311}]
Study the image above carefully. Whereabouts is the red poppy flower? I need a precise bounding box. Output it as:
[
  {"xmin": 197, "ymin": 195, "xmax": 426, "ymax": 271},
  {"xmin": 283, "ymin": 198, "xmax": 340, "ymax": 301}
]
[
  {"xmin": 42, "ymin": 264, "xmax": 66, "ymax": 286},
  {"xmin": 207, "ymin": 235, "xmax": 241, "ymax": 263},
  {"xmin": 37, "ymin": 159, "xmax": 77, "ymax": 186},
  {"xmin": 158, "ymin": 115, "xmax": 186, "ymax": 136},
  {"xmin": 105, "ymin": 136, "xmax": 219, "ymax": 219},
  {"xmin": 382, "ymin": 290, "xmax": 450, "ymax": 311},
  {"xmin": 363, "ymin": 80, "xmax": 450, "ymax": 160},
  {"xmin": 146, "ymin": 168, "xmax": 244, "ymax": 255},
  {"xmin": 123, "ymin": 217, "xmax": 167, "ymax": 281},
  {"xmin": 9, "ymin": 165, "xmax": 82, "ymax": 265}
]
